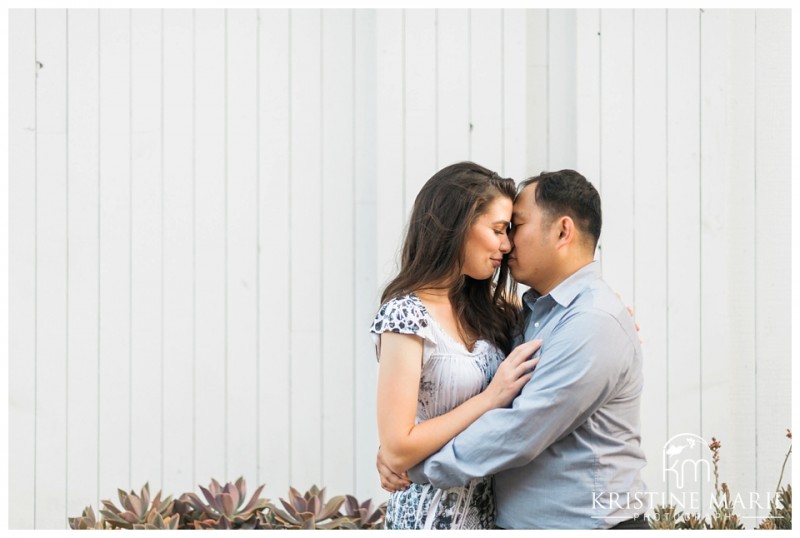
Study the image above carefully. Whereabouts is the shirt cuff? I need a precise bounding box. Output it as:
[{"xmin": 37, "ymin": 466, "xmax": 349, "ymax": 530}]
[{"xmin": 407, "ymin": 461, "xmax": 428, "ymax": 484}]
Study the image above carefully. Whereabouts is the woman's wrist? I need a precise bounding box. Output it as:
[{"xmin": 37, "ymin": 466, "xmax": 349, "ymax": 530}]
[{"xmin": 474, "ymin": 389, "xmax": 496, "ymax": 413}]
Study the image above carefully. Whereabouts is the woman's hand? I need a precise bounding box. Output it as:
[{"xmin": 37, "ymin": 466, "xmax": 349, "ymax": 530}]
[
  {"xmin": 376, "ymin": 447, "xmax": 411, "ymax": 492},
  {"xmin": 615, "ymin": 293, "xmax": 642, "ymax": 341},
  {"xmin": 481, "ymin": 339, "xmax": 542, "ymax": 409}
]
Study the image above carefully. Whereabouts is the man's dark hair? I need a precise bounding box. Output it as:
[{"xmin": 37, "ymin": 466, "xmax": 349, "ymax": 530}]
[{"xmin": 519, "ymin": 169, "xmax": 602, "ymax": 250}]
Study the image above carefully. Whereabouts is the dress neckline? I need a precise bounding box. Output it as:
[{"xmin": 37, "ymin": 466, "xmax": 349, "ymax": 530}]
[{"xmin": 409, "ymin": 292, "xmax": 486, "ymax": 355}]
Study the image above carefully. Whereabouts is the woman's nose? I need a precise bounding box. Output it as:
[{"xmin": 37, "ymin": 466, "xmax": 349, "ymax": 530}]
[{"xmin": 500, "ymin": 233, "xmax": 512, "ymax": 253}]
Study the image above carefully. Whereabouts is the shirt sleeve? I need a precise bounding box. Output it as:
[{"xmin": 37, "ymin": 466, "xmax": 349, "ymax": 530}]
[{"xmin": 407, "ymin": 308, "xmax": 636, "ymax": 489}]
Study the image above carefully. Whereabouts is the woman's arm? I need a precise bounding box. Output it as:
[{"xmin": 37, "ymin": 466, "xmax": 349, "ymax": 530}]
[{"xmin": 376, "ymin": 333, "xmax": 541, "ymax": 473}]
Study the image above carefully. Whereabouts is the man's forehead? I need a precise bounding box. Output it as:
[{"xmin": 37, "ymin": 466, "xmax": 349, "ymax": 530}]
[{"xmin": 513, "ymin": 184, "xmax": 536, "ymax": 211}]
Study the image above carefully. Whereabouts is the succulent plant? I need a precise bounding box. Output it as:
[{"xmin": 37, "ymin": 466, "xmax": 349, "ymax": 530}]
[
  {"xmin": 68, "ymin": 506, "xmax": 105, "ymax": 530},
  {"xmin": 759, "ymin": 518, "xmax": 777, "ymax": 530},
  {"xmin": 98, "ymin": 483, "xmax": 176, "ymax": 530},
  {"xmin": 131, "ymin": 510, "xmax": 180, "ymax": 530},
  {"xmin": 677, "ymin": 512, "xmax": 706, "ymax": 530},
  {"xmin": 647, "ymin": 504, "xmax": 682, "ymax": 529},
  {"xmin": 166, "ymin": 496, "xmax": 195, "ymax": 529},
  {"xmin": 269, "ymin": 485, "xmax": 350, "ymax": 529},
  {"xmin": 758, "ymin": 484, "xmax": 792, "ymax": 530},
  {"xmin": 706, "ymin": 483, "xmax": 744, "ymax": 530},
  {"xmin": 181, "ymin": 476, "xmax": 270, "ymax": 529},
  {"xmin": 337, "ymin": 495, "xmax": 387, "ymax": 529},
  {"xmin": 706, "ymin": 509, "xmax": 744, "ymax": 529}
]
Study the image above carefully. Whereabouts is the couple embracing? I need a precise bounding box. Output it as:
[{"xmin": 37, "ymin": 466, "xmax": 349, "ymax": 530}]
[{"xmin": 370, "ymin": 162, "xmax": 648, "ymax": 530}]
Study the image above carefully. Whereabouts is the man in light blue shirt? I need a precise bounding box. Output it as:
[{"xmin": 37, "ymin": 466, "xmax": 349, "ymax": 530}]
[{"xmin": 383, "ymin": 170, "xmax": 648, "ymax": 529}]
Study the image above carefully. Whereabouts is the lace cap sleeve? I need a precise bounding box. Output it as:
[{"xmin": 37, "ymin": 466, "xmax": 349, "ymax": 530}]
[{"xmin": 370, "ymin": 295, "xmax": 437, "ymax": 363}]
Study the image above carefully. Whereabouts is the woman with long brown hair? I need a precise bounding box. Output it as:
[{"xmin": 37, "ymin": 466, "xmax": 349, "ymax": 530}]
[{"xmin": 371, "ymin": 162, "xmax": 541, "ymax": 529}]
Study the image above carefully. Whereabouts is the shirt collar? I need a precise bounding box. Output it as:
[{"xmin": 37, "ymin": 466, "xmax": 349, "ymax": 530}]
[{"xmin": 522, "ymin": 261, "xmax": 601, "ymax": 309}]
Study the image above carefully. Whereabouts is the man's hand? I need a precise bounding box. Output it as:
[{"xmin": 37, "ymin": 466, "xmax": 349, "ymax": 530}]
[{"xmin": 377, "ymin": 447, "xmax": 411, "ymax": 493}]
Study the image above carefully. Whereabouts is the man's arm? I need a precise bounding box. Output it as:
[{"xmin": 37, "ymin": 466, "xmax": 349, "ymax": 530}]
[{"xmin": 407, "ymin": 309, "xmax": 635, "ymax": 489}]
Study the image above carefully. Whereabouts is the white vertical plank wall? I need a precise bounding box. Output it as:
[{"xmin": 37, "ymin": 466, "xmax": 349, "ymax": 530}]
[
  {"xmin": 632, "ymin": 8, "xmax": 669, "ymax": 502},
  {"xmin": 193, "ymin": 8, "xmax": 227, "ymax": 486},
  {"xmin": 97, "ymin": 7, "xmax": 132, "ymax": 511},
  {"xmin": 8, "ymin": 8, "xmax": 792, "ymax": 528},
  {"xmin": 437, "ymin": 9, "xmax": 470, "ymax": 169},
  {"xmin": 161, "ymin": 7, "xmax": 195, "ymax": 496},
  {"xmin": 526, "ymin": 10, "xmax": 548, "ymax": 172},
  {"xmin": 321, "ymin": 8, "xmax": 356, "ymax": 496},
  {"xmin": 547, "ymin": 9, "xmax": 576, "ymax": 170},
  {"xmin": 501, "ymin": 9, "xmax": 527, "ymax": 180},
  {"xmin": 34, "ymin": 10, "xmax": 69, "ymax": 529},
  {"xmin": 9, "ymin": 8, "xmax": 37, "ymax": 530},
  {"xmin": 469, "ymin": 9, "xmax": 503, "ymax": 168},
  {"xmin": 66, "ymin": 8, "xmax": 100, "ymax": 520},
  {"xmin": 699, "ymin": 9, "xmax": 757, "ymax": 518},
  {"xmin": 665, "ymin": 9, "xmax": 704, "ymax": 502},
  {"xmin": 289, "ymin": 8, "xmax": 323, "ymax": 490},
  {"xmin": 753, "ymin": 8, "xmax": 792, "ymax": 505},
  {"xmin": 129, "ymin": 7, "xmax": 163, "ymax": 493},
  {"xmin": 724, "ymin": 7, "xmax": 759, "ymax": 517},
  {"xmin": 226, "ymin": 8, "xmax": 260, "ymax": 488},
  {"xmin": 375, "ymin": 10, "xmax": 405, "ymax": 289},
  {"xmin": 403, "ymin": 9, "xmax": 436, "ymax": 213},
  {"xmin": 257, "ymin": 8, "xmax": 291, "ymax": 497},
  {"xmin": 353, "ymin": 8, "xmax": 379, "ymax": 499},
  {"xmin": 598, "ymin": 9, "xmax": 634, "ymax": 303}
]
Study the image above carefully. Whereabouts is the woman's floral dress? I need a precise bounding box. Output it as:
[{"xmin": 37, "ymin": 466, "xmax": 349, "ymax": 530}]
[{"xmin": 371, "ymin": 293, "xmax": 505, "ymax": 530}]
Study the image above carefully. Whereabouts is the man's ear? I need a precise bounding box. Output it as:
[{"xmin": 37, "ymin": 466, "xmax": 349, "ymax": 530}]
[{"xmin": 556, "ymin": 216, "xmax": 575, "ymax": 246}]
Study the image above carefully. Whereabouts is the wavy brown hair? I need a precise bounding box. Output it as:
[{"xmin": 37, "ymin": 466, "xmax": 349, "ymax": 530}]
[{"xmin": 380, "ymin": 161, "xmax": 521, "ymax": 354}]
